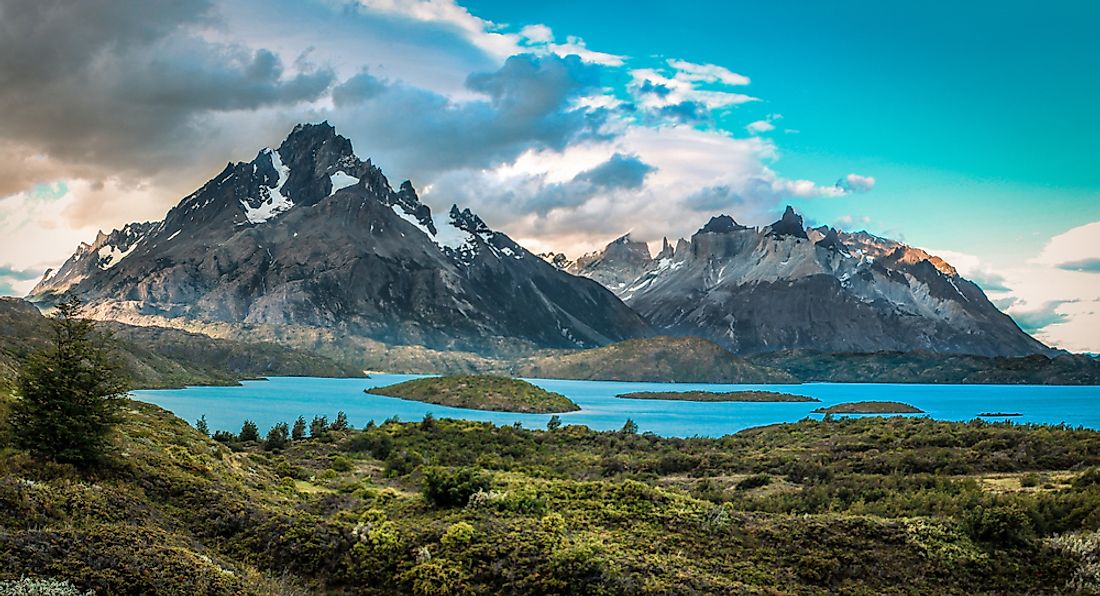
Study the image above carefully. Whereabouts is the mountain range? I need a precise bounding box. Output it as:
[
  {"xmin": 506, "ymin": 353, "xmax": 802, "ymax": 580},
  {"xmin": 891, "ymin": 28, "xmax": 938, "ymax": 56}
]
[
  {"xmin": 554, "ymin": 208, "xmax": 1048, "ymax": 357},
  {"xmin": 31, "ymin": 122, "xmax": 1050, "ymax": 361},
  {"xmin": 30, "ymin": 123, "xmax": 648, "ymax": 353}
]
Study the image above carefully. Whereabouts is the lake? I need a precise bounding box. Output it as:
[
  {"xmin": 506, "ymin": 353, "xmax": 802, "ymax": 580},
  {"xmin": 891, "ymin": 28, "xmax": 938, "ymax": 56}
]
[{"xmin": 132, "ymin": 375, "xmax": 1100, "ymax": 438}]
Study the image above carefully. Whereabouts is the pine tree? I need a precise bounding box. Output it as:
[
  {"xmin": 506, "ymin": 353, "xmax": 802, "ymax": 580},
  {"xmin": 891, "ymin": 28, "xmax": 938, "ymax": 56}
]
[
  {"xmin": 264, "ymin": 422, "xmax": 290, "ymax": 451},
  {"xmin": 11, "ymin": 295, "xmax": 129, "ymax": 467},
  {"xmin": 621, "ymin": 418, "xmax": 638, "ymax": 434},
  {"xmin": 239, "ymin": 419, "xmax": 260, "ymax": 442},
  {"xmin": 547, "ymin": 415, "xmax": 562, "ymax": 431},
  {"xmin": 331, "ymin": 411, "xmax": 349, "ymax": 431},
  {"xmin": 195, "ymin": 415, "xmax": 209, "ymax": 437},
  {"xmin": 310, "ymin": 415, "xmax": 328, "ymax": 438},
  {"xmin": 291, "ymin": 416, "xmax": 307, "ymax": 440}
]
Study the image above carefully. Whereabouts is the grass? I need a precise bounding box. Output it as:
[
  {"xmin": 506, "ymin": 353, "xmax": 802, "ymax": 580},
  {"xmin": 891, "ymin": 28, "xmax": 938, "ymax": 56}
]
[{"xmin": 366, "ymin": 375, "xmax": 579, "ymax": 413}]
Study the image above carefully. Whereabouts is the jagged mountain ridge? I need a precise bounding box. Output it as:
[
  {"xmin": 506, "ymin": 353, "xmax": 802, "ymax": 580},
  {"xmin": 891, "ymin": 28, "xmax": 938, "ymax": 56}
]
[
  {"xmin": 564, "ymin": 207, "xmax": 1050, "ymax": 357},
  {"xmin": 31, "ymin": 122, "xmax": 650, "ymax": 351}
]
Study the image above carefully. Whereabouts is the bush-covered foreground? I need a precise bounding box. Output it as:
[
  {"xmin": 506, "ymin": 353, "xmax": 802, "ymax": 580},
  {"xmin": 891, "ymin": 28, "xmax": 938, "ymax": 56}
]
[{"xmin": 2, "ymin": 394, "xmax": 1100, "ymax": 594}]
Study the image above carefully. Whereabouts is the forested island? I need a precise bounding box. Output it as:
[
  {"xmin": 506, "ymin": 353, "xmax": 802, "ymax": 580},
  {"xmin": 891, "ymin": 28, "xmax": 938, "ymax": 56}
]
[{"xmin": 366, "ymin": 375, "xmax": 579, "ymax": 413}]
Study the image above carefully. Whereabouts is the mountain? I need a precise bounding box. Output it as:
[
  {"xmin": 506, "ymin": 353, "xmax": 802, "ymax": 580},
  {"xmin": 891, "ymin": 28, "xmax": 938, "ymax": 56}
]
[
  {"xmin": 509, "ymin": 336, "xmax": 797, "ymax": 383},
  {"xmin": 567, "ymin": 206, "xmax": 1050, "ymax": 357},
  {"xmin": 0, "ymin": 298, "xmax": 361, "ymax": 389},
  {"xmin": 30, "ymin": 122, "xmax": 650, "ymax": 353}
]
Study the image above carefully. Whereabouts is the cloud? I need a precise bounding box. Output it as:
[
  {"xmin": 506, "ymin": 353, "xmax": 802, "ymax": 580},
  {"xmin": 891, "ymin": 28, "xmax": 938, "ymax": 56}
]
[
  {"xmin": 746, "ymin": 113, "xmax": 782, "ymax": 135},
  {"xmin": 746, "ymin": 120, "xmax": 775, "ymax": 134},
  {"xmin": 1031, "ymin": 220, "xmax": 1100, "ymax": 271},
  {"xmin": 0, "ymin": 264, "xmax": 44, "ymax": 296},
  {"xmin": 1011, "ymin": 300, "xmax": 1074, "ymax": 334},
  {"xmin": 666, "ymin": 59, "xmax": 750, "ymax": 86},
  {"xmin": 835, "ymin": 173, "xmax": 876, "ymax": 193},
  {"xmin": 329, "ymin": 53, "xmax": 609, "ymax": 178},
  {"xmin": 0, "ymin": 0, "xmax": 335, "ymax": 199},
  {"xmin": 628, "ymin": 60, "xmax": 758, "ymax": 121},
  {"xmin": 1056, "ymin": 258, "xmax": 1100, "ymax": 273}
]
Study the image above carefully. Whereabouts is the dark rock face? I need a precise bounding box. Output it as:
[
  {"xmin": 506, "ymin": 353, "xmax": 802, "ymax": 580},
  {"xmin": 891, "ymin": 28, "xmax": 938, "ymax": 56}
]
[
  {"xmin": 568, "ymin": 207, "xmax": 1051, "ymax": 357},
  {"xmin": 31, "ymin": 123, "xmax": 650, "ymax": 352}
]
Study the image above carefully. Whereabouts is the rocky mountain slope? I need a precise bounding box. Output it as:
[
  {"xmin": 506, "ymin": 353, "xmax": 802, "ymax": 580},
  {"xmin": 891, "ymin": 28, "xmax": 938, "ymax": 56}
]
[
  {"xmin": 30, "ymin": 123, "xmax": 649, "ymax": 352},
  {"xmin": 509, "ymin": 336, "xmax": 797, "ymax": 383},
  {"xmin": 569, "ymin": 207, "xmax": 1049, "ymax": 357}
]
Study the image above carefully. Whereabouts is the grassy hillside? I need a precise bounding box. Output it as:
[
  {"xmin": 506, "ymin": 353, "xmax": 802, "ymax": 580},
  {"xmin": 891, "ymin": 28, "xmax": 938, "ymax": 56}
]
[
  {"xmin": 616, "ymin": 390, "xmax": 818, "ymax": 402},
  {"xmin": 367, "ymin": 375, "xmax": 579, "ymax": 413},
  {"xmin": 0, "ymin": 298, "xmax": 363, "ymax": 389},
  {"xmin": 1, "ymin": 389, "xmax": 1099, "ymax": 593},
  {"xmin": 751, "ymin": 349, "xmax": 1100, "ymax": 384},
  {"xmin": 511, "ymin": 336, "xmax": 798, "ymax": 383}
]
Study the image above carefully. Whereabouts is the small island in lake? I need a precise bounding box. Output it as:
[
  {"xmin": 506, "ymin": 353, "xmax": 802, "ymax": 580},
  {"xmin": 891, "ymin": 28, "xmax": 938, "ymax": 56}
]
[
  {"xmin": 813, "ymin": 401, "xmax": 924, "ymax": 414},
  {"xmin": 366, "ymin": 375, "xmax": 580, "ymax": 413},
  {"xmin": 978, "ymin": 412, "xmax": 1023, "ymax": 417},
  {"xmin": 616, "ymin": 390, "xmax": 819, "ymax": 402}
]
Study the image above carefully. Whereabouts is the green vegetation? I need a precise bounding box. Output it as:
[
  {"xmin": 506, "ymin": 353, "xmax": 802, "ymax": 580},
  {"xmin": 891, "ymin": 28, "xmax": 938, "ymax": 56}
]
[
  {"xmin": 0, "ymin": 297, "xmax": 362, "ymax": 391},
  {"xmin": 617, "ymin": 390, "xmax": 818, "ymax": 402},
  {"xmin": 979, "ymin": 412, "xmax": 1023, "ymax": 417},
  {"xmin": 751, "ymin": 349, "xmax": 1100, "ymax": 385},
  {"xmin": 510, "ymin": 336, "xmax": 798, "ymax": 383},
  {"xmin": 814, "ymin": 401, "xmax": 924, "ymax": 414},
  {"xmin": 2, "ymin": 401, "xmax": 1099, "ymax": 594},
  {"xmin": 367, "ymin": 375, "xmax": 579, "ymax": 413},
  {"xmin": 10, "ymin": 297, "xmax": 128, "ymax": 467}
]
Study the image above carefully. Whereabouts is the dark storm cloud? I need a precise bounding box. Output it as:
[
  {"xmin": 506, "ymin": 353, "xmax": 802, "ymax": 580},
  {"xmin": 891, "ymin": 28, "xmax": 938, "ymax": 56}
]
[
  {"xmin": 0, "ymin": 0, "xmax": 334, "ymax": 196},
  {"xmin": 1057, "ymin": 258, "xmax": 1100, "ymax": 273},
  {"xmin": 1012, "ymin": 300, "xmax": 1074, "ymax": 333},
  {"xmin": 331, "ymin": 53, "xmax": 611, "ymax": 178},
  {"xmin": 574, "ymin": 153, "xmax": 654, "ymax": 190}
]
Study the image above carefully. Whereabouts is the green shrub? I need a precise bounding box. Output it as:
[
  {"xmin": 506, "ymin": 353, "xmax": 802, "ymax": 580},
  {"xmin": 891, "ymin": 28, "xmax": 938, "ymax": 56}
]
[
  {"xmin": 440, "ymin": 521, "xmax": 476, "ymax": 549},
  {"xmin": 422, "ymin": 467, "xmax": 491, "ymax": 508},
  {"xmin": 239, "ymin": 420, "xmax": 259, "ymax": 443},
  {"xmin": 736, "ymin": 473, "xmax": 772, "ymax": 491}
]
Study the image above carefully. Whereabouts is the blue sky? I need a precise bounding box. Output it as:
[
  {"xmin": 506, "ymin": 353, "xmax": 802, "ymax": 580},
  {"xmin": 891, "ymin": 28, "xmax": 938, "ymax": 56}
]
[
  {"xmin": 0, "ymin": 0, "xmax": 1097, "ymax": 350},
  {"xmin": 466, "ymin": 0, "xmax": 1100, "ymax": 258}
]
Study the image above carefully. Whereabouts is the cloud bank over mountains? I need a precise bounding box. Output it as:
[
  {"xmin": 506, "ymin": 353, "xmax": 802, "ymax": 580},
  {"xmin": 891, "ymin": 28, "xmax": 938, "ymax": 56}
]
[{"xmin": 0, "ymin": 0, "xmax": 1094, "ymax": 351}]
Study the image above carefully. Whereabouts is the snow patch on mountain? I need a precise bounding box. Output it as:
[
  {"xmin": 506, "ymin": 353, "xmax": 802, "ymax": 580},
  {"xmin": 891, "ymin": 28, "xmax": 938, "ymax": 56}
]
[
  {"xmin": 242, "ymin": 148, "xmax": 293, "ymax": 224},
  {"xmin": 329, "ymin": 171, "xmax": 359, "ymax": 194}
]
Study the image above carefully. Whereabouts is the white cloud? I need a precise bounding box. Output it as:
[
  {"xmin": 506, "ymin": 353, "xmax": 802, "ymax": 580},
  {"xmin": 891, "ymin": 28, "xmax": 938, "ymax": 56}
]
[
  {"xmin": 1031, "ymin": 220, "xmax": 1100, "ymax": 271},
  {"xmin": 920, "ymin": 242, "xmax": 1100, "ymax": 353},
  {"xmin": 746, "ymin": 120, "xmax": 775, "ymax": 133},
  {"xmin": 666, "ymin": 59, "xmax": 750, "ymax": 86},
  {"xmin": 837, "ymin": 173, "xmax": 876, "ymax": 193}
]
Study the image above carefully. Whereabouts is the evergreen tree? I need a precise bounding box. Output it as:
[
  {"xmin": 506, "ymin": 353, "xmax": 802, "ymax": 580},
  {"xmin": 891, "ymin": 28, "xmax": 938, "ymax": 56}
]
[
  {"xmin": 195, "ymin": 415, "xmax": 209, "ymax": 437},
  {"xmin": 621, "ymin": 418, "xmax": 638, "ymax": 434},
  {"xmin": 547, "ymin": 415, "xmax": 562, "ymax": 431},
  {"xmin": 310, "ymin": 415, "xmax": 328, "ymax": 438},
  {"xmin": 239, "ymin": 419, "xmax": 260, "ymax": 442},
  {"xmin": 264, "ymin": 422, "xmax": 290, "ymax": 451},
  {"xmin": 11, "ymin": 295, "xmax": 129, "ymax": 467},
  {"xmin": 291, "ymin": 416, "xmax": 307, "ymax": 440},
  {"xmin": 331, "ymin": 411, "xmax": 349, "ymax": 431}
]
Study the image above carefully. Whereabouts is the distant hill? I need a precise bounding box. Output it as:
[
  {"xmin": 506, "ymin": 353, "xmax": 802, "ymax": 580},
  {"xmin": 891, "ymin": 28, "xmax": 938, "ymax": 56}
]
[
  {"xmin": 0, "ymin": 298, "xmax": 362, "ymax": 389},
  {"xmin": 510, "ymin": 336, "xmax": 798, "ymax": 383},
  {"xmin": 750, "ymin": 350, "xmax": 1100, "ymax": 385}
]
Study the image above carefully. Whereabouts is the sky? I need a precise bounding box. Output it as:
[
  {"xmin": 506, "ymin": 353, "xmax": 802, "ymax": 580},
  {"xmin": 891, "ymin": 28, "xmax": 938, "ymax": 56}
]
[{"xmin": 0, "ymin": 0, "xmax": 1097, "ymax": 352}]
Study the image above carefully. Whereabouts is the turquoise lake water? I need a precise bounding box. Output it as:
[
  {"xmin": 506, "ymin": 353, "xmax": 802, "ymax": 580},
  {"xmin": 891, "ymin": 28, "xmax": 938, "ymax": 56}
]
[{"xmin": 132, "ymin": 375, "xmax": 1100, "ymax": 438}]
